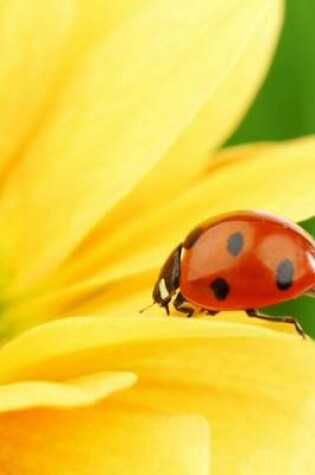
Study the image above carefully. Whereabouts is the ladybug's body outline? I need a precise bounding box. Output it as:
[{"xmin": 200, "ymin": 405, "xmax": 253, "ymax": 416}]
[{"xmin": 151, "ymin": 211, "xmax": 315, "ymax": 336}]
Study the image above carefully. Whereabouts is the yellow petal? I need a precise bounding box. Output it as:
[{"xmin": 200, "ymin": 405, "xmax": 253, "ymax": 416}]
[
  {"xmin": 0, "ymin": 371, "xmax": 136, "ymax": 412},
  {"xmin": 70, "ymin": 0, "xmax": 149, "ymax": 54},
  {"xmin": 0, "ymin": 0, "xmax": 74, "ymax": 175},
  {"xmin": 88, "ymin": 0, "xmax": 283, "ymax": 216},
  {"xmin": 0, "ymin": 0, "xmax": 282, "ymax": 295},
  {"xmin": 0, "ymin": 0, "xmax": 150, "ymax": 177},
  {"xmin": 112, "ymin": 340, "xmax": 315, "ymax": 475},
  {"xmin": 0, "ymin": 316, "xmax": 314, "ymax": 474},
  {"xmin": 0, "ymin": 316, "xmax": 287, "ymax": 383},
  {"xmin": 0, "ymin": 409, "xmax": 209, "ymax": 475},
  {"xmin": 42, "ymin": 137, "xmax": 315, "ymax": 298}
]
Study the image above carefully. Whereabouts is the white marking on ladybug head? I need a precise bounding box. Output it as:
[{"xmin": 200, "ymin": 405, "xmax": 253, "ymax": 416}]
[{"xmin": 159, "ymin": 278, "xmax": 169, "ymax": 300}]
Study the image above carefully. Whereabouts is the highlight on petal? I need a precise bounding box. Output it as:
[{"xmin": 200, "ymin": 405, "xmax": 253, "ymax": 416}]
[
  {"xmin": 0, "ymin": 0, "xmax": 283, "ymax": 296},
  {"xmin": 290, "ymin": 399, "xmax": 315, "ymax": 474},
  {"xmin": 0, "ymin": 371, "xmax": 137, "ymax": 413},
  {"xmin": 0, "ymin": 409, "xmax": 209, "ymax": 475}
]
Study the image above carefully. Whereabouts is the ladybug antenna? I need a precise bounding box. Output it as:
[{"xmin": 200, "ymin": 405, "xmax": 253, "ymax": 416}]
[{"xmin": 139, "ymin": 302, "xmax": 156, "ymax": 314}]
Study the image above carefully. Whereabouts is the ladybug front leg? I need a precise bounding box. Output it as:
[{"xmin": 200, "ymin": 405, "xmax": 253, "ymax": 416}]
[
  {"xmin": 173, "ymin": 292, "xmax": 195, "ymax": 318},
  {"xmin": 246, "ymin": 309, "xmax": 306, "ymax": 339}
]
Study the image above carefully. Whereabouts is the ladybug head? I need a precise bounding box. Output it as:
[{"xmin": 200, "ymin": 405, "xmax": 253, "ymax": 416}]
[
  {"xmin": 152, "ymin": 277, "xmax": 172, "ymax": 315},
  {"xmin": 151, "ymin": 244, "xmax": 182, "ymax": 315},
  {"xmin": 139, "ymin": 277, "xmax": 172, "ymax": 315}
]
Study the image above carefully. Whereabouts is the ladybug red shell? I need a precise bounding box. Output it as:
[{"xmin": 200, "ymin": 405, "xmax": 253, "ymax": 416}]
[{"xmin": 151, "ymin": 211, "xmax": 315, "ymax": 335}]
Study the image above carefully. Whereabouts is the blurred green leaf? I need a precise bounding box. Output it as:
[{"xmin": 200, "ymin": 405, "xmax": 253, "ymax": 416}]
[{"xmin": 228, "ymin": 0, "xmax": 315, "ymax": 144}]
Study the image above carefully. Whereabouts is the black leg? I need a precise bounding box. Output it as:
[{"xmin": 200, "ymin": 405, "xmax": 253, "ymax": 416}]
[
  {"xmin": 200, "ymin": 308, "xmax": 219, "ymax": 316},
  {"xmin": 162, "ymin": 300, "xmax": 170, "ymax": 316},
  {"xmin": 246, "ymin": 309, "xmax": 305, "ymax": 339},
  {"xmin": 173, "ymin": 292, "xmax": 195, "ymax": 318}
]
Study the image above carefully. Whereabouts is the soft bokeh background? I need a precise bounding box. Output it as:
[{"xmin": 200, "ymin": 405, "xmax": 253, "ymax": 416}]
[{"xmin": 227, "ymin": 0, "xmax": 315, "ymax": 336}]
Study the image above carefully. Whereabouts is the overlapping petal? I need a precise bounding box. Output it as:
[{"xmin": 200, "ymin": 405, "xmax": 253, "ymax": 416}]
[
  {"xmin": 0, "ymin": 316, "xmax": 314, "ymax": 474},
  {"xmin": 0, "ymin": 0, "xmax": 283, "ymax": 297}
]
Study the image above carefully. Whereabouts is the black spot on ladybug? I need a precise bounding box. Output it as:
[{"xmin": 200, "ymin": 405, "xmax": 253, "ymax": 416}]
[
  {"xmin": 210, "ymin": 277, "xmax": 230, "ymax": 300},
  {"xmin": 276, "ymin": 259, "xmax": 294, "ymax": 291},
  {"xmin": 227, "ymin": 232, "xmax": 244, "ymax": 256},
  {"xmin": 183, "ymin": 226, "xmax": 202, "ymax": 249}
]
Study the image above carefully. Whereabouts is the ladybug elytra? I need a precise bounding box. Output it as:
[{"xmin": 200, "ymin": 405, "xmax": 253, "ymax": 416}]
[{"xmin": 150, "ymin": 211, "xmax": 315, "ymax": 336}]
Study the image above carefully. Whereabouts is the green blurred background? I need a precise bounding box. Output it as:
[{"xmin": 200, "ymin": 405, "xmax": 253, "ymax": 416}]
[{"xmin": 226, "ymin": 0, "xmax": 315, "ymax": 337}]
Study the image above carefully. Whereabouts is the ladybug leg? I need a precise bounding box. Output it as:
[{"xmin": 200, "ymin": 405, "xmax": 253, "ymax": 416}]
[
  {"xmin": 246, "ymin": 309, "xmax": 305, "ymax": 339},
  {"xmin": 200, "ymin": 308, "xmax": 219, "ymax": 316},
  {"xmin": 173, "ymin": 292, "xmax": 195, "ymax": 318},
  {"xmin": 162, "ymin": 299, "xmax": 171, "ymax": 316}
]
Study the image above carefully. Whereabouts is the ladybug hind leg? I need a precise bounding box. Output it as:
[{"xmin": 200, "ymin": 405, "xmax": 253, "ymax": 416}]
[
  {"xmin": 246, "ymin": 309, "xmax": 306, "ymax": 339},
  {"xmin": 173, "ymin": 292, "xmax": 195, "ymax": 318},
  {"xmin": 200, "ymin": 308, "xmax": 219, "ymax": 316}
]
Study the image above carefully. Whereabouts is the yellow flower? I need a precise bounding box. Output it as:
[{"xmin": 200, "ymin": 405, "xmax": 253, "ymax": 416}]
[
  {"xmin": 1, "ymin": 317, "xmax": 315, "ymax": 474},
  {"xmin": 0, "ymin": 0, "xmax": 315, "ymax": 474}
]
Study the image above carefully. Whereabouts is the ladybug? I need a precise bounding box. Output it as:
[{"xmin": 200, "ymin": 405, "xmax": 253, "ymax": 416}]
[{"xmin": 149, "ymin": 211, "xmax": 315, "ymax": 336}]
